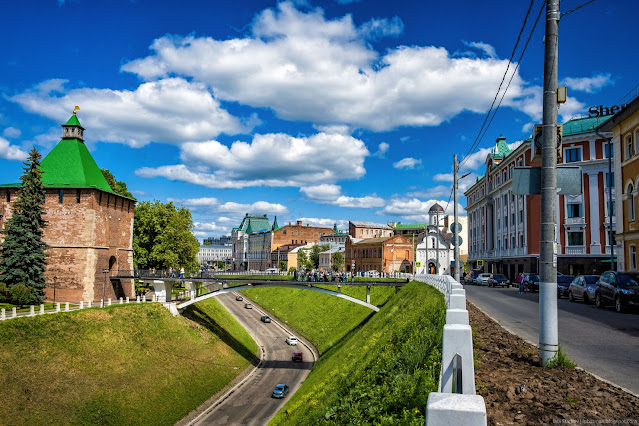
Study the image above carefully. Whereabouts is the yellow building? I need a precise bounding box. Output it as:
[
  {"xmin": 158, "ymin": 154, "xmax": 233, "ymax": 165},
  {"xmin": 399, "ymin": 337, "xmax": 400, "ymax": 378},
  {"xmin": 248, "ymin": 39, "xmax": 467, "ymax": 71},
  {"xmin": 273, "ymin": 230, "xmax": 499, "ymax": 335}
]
[{"xmin": 602, "ymin": 95, "xmax": 639, "ymax": 271}]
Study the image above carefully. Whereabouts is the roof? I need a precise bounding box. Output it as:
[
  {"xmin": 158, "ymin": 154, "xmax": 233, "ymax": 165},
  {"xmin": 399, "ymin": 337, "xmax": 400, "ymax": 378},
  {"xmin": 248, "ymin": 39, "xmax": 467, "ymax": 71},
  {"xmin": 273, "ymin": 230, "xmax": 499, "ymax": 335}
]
[
  {"xmin": 350, "ymin": 221, "xmax": 392, "ymax": 229},
  {"xmin": 394, "ymin": 223, "xmax": 427, "ymax": 229},
  {"xmin": 351, "ymin": 237, "xmax": 392, "ymax": 245},
  {"xmin": 490, "ymin": 135, "xmax": 511, "ymax": 159},
  {"xmin": 199, "ymin": 245, "xmax": 231, "ymax": 249},
  {"xmin": 600, "ymin": 97, "xmax": 639, "ymax": 131},
  {"xmin": 237, "ymin": 214, "xmax": 271, "ymax": 234},
  {"xmin": 272, "ymin": 216, "xmax": 280, "ymax": 231},
  {"xmin": 562, "ymin": 114, "xmax": 613, "ymax": 136},
  {"xmin": 429, "ymin": 202, "xmax": 444, "ymax": 213},
  {"xmin": 39, "ymin": 138, "xmax": 116, "ymax": 193},
  {"xmin": 64, "ymin": 114, "xmax": 83, "ymax": 127}
]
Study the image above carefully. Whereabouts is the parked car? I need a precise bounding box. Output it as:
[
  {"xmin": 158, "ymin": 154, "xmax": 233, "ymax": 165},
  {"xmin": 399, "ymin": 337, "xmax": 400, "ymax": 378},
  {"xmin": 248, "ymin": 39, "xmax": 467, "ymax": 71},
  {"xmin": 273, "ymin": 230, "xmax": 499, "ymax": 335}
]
[
  {"xmin": 476, "ymin": 273, "xmax": 492, "ymax": 286},
  {"xmin": 568, "ymin": 275, "xmax": 599, "ymax": 304},
  {"xmin": 236, "ymin": 295, "xmax": 243, "ymax": 301},
  {"xmin": 292, "ymin": 352, "xmax": 303, "ymax": 362},
  {"xmin": 557, "ymin": 275, "xmax": 576, "ymax": 298},
  {"xmin": 523, "ymin": 274, "xmax": 540, "ymax": 292},
  {"xmin": 265, "ymin": 267, "xmax": 279, "ymax": 274},
  {"xmin": 488, "ymin": 274, "xmax": 510, "ymax": 288},
  {"xmin": 466, "ymin": 269, "xmax": 482, "ymax": 284},
  {"xmin": 595, "ymin": 271, "xmax": 639, "ymax": 312},
  {"xmin": 260, "ymin": 315, "xmax": 271, "ymax": 323},
  {"xmin": 245, "ymin": 303, "xmax": 253, "ymax": 309},
  {"xmin": 286, "ymin": 336, "xmax": 298, "ymax": 345},
  {"xmin": 272, "ymin": 384, "xmax": 289, "ymax": 398}
]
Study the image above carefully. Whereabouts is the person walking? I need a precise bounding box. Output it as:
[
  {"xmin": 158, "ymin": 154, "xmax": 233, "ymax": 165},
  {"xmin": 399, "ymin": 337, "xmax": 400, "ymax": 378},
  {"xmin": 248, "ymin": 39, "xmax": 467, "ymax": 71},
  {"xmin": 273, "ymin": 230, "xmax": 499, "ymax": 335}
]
[{"xmin": 517, "ymin": 272, "xmax": 524, "ymax": 294}]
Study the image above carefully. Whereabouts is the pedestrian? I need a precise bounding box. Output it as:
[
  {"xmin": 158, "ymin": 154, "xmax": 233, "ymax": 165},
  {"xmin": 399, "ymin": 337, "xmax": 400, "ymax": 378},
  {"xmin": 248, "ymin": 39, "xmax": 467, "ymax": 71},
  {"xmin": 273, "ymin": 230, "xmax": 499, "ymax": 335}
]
[
  {"xmin": 179, "ymin": 267, "xmax": 185, "ymax": 278},
  {"xmin": 517, "ymin": 272, "xmax": 524, "ymax": 294}
]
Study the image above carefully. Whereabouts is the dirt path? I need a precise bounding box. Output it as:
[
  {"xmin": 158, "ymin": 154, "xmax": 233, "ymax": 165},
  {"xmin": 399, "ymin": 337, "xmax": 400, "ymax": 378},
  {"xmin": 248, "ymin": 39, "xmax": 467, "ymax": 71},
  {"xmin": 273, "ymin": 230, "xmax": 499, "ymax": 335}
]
[{"xmin": 468, "ymin": 302, "xmax": 639, "ymax": 424}]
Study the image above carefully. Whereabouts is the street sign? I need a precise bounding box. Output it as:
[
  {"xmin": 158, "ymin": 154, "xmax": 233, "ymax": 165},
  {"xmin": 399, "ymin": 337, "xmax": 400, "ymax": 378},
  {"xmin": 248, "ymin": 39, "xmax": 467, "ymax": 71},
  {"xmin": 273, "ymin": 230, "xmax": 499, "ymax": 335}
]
[
  {"xmin": 451, "ymin": 236, "xmax": 463, "ymax": 247},
  {"xmin": 415, "ymin": 262, "xmax": 421, "ymax": 267},
  {"xmin": 512, "ymin": 166, "xmax": 582, "ymax": 195},
  {"xmin": 477, "ymin": 260, "xmax": 484, "ymax": 267},
  {"xmin": 450, "ymin": 222, "xmax": 462, "ymax": 233}
]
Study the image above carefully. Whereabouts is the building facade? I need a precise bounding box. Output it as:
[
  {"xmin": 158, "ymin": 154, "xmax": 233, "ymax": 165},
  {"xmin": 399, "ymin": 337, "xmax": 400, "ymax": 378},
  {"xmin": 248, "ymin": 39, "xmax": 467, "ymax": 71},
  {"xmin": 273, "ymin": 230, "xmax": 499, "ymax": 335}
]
[
  {"xmin": 231, "ymin": 213, "xmax": 273, "ymax": 270},
  {"xmin": 0, "ymin": 112, "xmax": 135, "ymax": 302},
  {"xmin": 348, "ymin": 221, "xmax": 393, "ymax": 239},
  {"xmin": 345, "ymin": 235, "xmax": 413, "ymax": 273},
  {"xmin": 465, "ymin": 118, "xmax": 615, "ymax": 280},
  {"xmin": 196, "ymin": 245, "xmax": 232, "ymax": 266},
  {"xmin": 601, "ymin": 95, "xmax": 639, "ymax": 271},
  {"xmin": 204, "ymin": 235, "xmax": 232, "ymax": 246}
]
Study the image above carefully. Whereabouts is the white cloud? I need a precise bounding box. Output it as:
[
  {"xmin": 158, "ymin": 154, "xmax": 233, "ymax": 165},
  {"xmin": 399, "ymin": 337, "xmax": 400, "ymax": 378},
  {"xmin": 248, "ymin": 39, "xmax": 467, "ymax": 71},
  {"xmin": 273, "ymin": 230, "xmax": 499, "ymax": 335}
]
[
  {"xmin": 372, "ymin": 142, "xmax": 389, "ymax": 158},
  {"xmin": 458, "ymin": 147, "xmax": 492, "ymax": 171},
  {"xmin": 407, "ymin": 185, "xmax": 451, "ymax": 199},
  {"xmin": 0, "ymin": 137, "xmax": 28, "ymax": 161},
  {"xmin": 121, "ymin": 2, "xmax": 536, "ymax": 132},
  {"xmin": 463, "ymin": 41, "xmax": 498, "ymax": 59},
  {"xmin": 2, "ymin": 127, "xmax": 21, "ymax": 138},
  {"xmin": 433, "ymin": 173, "xmax": 452, "ymax": 182},
  {"xmin": 393, "ymin": 157, "xmax": 421, "ymax": 169},
  {"xmin": 561, "ymin": 73, "xmax": 612, "ymax": 94},
  {"xmin": 359, "ymin": 16, "xmax": 403, "ymax": 40},
  {"xmin": 297, "ymin": 217, "xmax": 349, "ymax": 230},
  {"xmin": 11, "ymin": 78, "xmax": 248, "ymax": 147},
  {"xmin": 300, "ymin": 184, "xmax": 385, "ymax": 208},
  {"xmin": 379, "ymin": 197, "xmax": 464, "ymax": 220},
  {"xmin": 172, "ymin": 197, "xmax": 288, "ymax": 215},
  {"xmin": 138, "ymin": 131, "xmax": 369, "ymax": 189},
  {"xmin": 558, "ymin": 96, "xmax": 587, "ymax": 122},
  {"xmin": 193, "ymin": 221, "xmax": 228, "ymax": 232}
]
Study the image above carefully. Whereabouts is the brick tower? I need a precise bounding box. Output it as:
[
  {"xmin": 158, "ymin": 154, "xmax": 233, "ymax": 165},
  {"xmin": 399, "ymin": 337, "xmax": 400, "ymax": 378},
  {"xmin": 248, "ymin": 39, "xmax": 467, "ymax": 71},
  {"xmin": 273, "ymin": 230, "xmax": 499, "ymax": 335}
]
[{"xmin": 0, "ymin": 109, "xmax": 135, "ymax": 302}]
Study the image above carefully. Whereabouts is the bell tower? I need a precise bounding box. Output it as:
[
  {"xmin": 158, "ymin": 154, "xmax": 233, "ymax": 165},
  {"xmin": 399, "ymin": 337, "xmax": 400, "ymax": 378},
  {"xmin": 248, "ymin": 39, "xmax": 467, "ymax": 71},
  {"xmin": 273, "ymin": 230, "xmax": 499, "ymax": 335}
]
[{"xmin": 61, "ymin": 106, "xmax": 85, "ymax": 142}]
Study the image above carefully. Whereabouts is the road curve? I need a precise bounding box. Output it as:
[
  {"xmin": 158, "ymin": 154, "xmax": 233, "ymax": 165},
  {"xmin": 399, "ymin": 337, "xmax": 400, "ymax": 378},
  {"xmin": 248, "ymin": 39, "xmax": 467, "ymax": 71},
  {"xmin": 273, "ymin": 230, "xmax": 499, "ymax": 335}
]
[
  {"xmin": 191, "ymin": 293, "xmax": 314, "ymax": 425},
  {"xmin": 464, "ymin": 283, "xmax": 639, "ymax": 396}
]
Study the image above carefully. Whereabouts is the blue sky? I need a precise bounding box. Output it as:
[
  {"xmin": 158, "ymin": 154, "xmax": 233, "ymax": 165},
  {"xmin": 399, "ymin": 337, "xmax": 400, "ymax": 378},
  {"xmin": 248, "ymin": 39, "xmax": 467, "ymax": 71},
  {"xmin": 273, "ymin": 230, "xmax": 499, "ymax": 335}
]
[{"xmin": 0, "ymin": 0, "xmax": 636, "ymax": 239}]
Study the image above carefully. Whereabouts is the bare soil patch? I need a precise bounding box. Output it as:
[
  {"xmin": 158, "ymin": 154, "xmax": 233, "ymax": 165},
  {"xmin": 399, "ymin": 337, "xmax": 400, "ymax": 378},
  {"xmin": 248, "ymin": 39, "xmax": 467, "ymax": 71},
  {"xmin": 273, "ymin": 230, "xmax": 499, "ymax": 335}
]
[{"xmin": 468, "ymin": 302, "xmax": 639, "ymax": 425}]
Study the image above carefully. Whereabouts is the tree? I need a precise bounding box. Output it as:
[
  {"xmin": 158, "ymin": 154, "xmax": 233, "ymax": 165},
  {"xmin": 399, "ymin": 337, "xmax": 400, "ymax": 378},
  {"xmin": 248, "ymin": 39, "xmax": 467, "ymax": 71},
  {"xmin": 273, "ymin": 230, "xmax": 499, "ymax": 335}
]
[
  {"xmin": 310, "ymin": 244, "xmax": 330, "ymax": 269},
  {"xmin": 0, "ymin": 148, "xmax": 49, "ymax": 304},
  {"xmin": 100, "ymin": 168, "xmax": 134, "ymax": 199},
  {"xmin": 133, "ymin": 201, "xmax": 200, "ymax": 271},
  {"xmin": 278, "ymin": 260, "xmax": 287, "ymax": 271},
  {"xmin": 331, "ymin": 252, "xmax": 344, "ymax": 272},
  {"xmin": 297, "ymin": 250, "xmax": 311, "ymax": 270}
]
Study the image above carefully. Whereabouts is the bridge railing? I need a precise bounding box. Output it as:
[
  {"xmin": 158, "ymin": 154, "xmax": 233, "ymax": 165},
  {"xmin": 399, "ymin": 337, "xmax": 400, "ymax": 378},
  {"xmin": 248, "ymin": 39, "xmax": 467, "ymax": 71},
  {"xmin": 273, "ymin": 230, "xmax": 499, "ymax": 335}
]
[{"xmin": 414, "ymin": 274, "xmax": 487, "ymax": 424}]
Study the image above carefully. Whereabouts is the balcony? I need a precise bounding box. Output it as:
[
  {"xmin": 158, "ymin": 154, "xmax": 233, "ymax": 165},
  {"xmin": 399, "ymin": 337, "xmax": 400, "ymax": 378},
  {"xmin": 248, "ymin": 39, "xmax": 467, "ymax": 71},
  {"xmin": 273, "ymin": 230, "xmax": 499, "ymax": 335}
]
[
  {"xmin": 565, "ymin": 246, "xmax": 586, "ymax": 255},
  {"xmin": 564, "ymin": 216, "xmax": 585, "ymax": 226}
]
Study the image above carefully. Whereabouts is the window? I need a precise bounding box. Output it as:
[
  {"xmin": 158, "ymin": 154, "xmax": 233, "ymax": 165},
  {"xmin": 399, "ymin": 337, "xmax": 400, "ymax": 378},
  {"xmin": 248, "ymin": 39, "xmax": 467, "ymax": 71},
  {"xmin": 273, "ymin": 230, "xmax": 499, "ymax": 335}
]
[
  {"xmin": 497, "ymin": 240, "xmax": 501, "ymax": 250},
  {"xmin": 76, "ymin": 189, "xmax": 81, "ymax": 203},
  {"xmin": 99, "ymin": 192, "xmax": 102, "ymax": 205},
  {"xmin": 519, "ymin": 234, "xmax": 524, "ymax": 247},
  {"xmin": 511, "ymin": 213, "xmax": 515, "ymax": 225},
  {"xmin": 283, "ymin": 230, "xmax": 287, "ymax": 235},
  {"xmin": 567, "ymin": 232, "xmax": 584, "ymax": 246},
  {"xmin": 497, "ymin": 218, "xmax": 500, "ymax": 229},
  {"xmin": 631, "ymin": 246, "xmax": 637, "ymax": 270},
  {"xmin": 59, "ymin": 189, "xmax": 63, "ymax": 203},
  {"xmin": 519, "ymin": 210, "xmax": 523, "ymax": 223},
  {"xmin": 626, "ymin": 135, "xmax": 633, "ymax": 160},
  {"xmin": 567, "ymin": 203, "xmax": 582, "ymax": 218},
  {"xmin": 5, "ymin": 188, "xmax": 9, "ymax": 202},
  {"xmin": 42, "ymin": 191, "xmax": 46, "ymax": 204},
  {"xmin": 604, "ymin": 142, "xmax": 613, "ymax": 159},
  {"xmin": 607, "ymin": 201, "xmax": 616, "ymax": 217},
  {"xmin": 565, "ymin": 148, "xmax": 581, "ymax": 163},
  {"xmin": 629, "ymin": 184, "xmax": 636, "ymax": 221},
  {"xmin": 606, "ymin": 172, "xmax": 614, "ymax": 187}
]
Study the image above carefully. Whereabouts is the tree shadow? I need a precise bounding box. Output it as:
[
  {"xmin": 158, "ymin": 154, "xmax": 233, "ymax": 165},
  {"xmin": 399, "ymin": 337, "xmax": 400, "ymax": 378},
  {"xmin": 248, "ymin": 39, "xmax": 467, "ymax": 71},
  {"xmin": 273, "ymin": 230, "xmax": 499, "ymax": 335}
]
[{"xmin": 182, "ymin": 305, "xmax": 259, "ymax": 365}]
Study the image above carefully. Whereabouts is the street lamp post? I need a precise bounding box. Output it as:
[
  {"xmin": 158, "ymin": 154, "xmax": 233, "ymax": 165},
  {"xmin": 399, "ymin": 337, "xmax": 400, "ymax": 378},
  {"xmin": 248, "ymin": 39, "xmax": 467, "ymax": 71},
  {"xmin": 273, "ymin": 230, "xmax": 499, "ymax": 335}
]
[
  {"xmin": 102, "ymin": 268, "xmax": 109, "ymax": 303},
  {"xmin": 53, "ymin": 275, "xmax": 57, "ymax": 304}
]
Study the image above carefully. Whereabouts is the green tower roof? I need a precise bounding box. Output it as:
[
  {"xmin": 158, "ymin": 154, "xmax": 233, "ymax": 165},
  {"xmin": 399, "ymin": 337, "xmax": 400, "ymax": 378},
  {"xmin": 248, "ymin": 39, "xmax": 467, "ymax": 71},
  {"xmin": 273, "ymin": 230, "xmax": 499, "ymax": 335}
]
[
  {"xmin": 64, "ymin": 114, "xmax": 83, "ymax": 127},
  {"xmin": 272, "ymin": 216, "xmax": 280, "ymax": 231},
  {"xmin": 246, "ymin": 221, "xmax": 254, "ymax": 234}
]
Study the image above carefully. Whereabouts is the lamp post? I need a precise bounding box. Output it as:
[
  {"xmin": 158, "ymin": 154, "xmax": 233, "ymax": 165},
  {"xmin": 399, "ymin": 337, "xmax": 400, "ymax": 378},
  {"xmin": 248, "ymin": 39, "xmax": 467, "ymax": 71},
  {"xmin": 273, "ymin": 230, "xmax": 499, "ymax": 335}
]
[
  {"xmin": 102, "ymin": 268, "xmax": 109, "ymax": 302},
  {"xmin": 53, "ymin": 275, "xmax": 57, "ymax": 304}
]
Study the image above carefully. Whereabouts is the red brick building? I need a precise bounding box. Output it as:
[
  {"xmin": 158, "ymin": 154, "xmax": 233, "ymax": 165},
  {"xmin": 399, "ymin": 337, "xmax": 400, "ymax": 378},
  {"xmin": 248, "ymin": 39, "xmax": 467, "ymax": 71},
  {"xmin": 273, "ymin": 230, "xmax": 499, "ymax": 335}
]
[
  {"xmin": 345, "ymin": 235, "xmax": 413, "ymax": 273},
  {"xmin": 0, "ymin": 111, "xmax": 135, "ymax": 302}
]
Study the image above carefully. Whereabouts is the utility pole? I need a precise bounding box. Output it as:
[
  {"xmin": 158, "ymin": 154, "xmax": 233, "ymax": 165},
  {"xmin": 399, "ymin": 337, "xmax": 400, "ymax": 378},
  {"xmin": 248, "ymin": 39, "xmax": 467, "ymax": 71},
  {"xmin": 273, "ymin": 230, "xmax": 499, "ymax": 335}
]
[
  {"xmin": 454, "ymin": 155, "xmax": 460, "ymax": 282},
  {"xmin": 539, "ymin": 0, "xmax": 560, "ymax": 365}
]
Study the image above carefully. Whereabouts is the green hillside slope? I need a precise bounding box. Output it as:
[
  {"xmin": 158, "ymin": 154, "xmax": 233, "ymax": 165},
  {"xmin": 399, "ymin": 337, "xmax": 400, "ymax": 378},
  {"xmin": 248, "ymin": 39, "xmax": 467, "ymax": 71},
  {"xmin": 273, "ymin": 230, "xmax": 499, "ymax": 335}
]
[
  {"xmin": 0, "ymin": 300, "xmax": 257, "ymax": 426},
  {"xmin": 267, "ymin": 282, "xmax": 445, "ymax": 425}
]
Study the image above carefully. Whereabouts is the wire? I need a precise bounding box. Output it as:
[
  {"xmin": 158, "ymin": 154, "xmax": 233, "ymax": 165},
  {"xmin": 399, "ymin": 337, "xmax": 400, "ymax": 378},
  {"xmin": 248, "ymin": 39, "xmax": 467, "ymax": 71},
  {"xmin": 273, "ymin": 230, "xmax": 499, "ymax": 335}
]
[
  {"xmin": 457, "ymin": 0, "xmax": 537, "ymax": 172},
  {"xmin": 561, "ymin": 0, "xmax": 599, "ymax": 18}
]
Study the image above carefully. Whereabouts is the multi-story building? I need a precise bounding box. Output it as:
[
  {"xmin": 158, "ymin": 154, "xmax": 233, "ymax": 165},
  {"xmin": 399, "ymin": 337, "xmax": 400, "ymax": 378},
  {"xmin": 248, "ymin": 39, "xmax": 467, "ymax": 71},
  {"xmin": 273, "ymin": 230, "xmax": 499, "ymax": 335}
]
[
  {"xmin": 465, "ymin": 116, "xmax": 615, "ymax": 280},
  {"xmin": 345, "ymin": 235, "xmax": 413, "ymax": 273},
  {"xmin": 204, "ymin": 235, "xmax": 232, "ymax": 246},
  {"xmin": 231, "ymin": 213, "xmax": 274, "ymax": 270},
  {"xmin": 319, "ymin": 246, "xmax": 346, "ymax": 272},
  {"xmin": 0, "ymin": 111, "xmax": 135, "ymax": 302},
  {"xmin": 196, "ymin": 245, "xmax": 232, "ymax": 266},
  {"xmin": 348, "ymin": 221, "xmax": 393, "ymax": 239},
  {"xmin": 270, "ymin": 243, "xmax": 304, "ymax": 270},
  {"xmin": 601, "ymin": 94, "xmax": 639, "ymax": 271}
]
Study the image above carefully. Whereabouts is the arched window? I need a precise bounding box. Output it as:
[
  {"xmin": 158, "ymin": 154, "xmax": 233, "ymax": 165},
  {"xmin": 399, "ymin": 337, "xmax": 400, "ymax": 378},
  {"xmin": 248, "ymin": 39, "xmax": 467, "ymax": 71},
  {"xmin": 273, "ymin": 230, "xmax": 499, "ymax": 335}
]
[
  {"xmin": 629, "ymin": 183, "xmax": 635, "ymax": 221},
  {"xmin": 626, "ymin": 135, "xmax": 634, "ymax": 160}
]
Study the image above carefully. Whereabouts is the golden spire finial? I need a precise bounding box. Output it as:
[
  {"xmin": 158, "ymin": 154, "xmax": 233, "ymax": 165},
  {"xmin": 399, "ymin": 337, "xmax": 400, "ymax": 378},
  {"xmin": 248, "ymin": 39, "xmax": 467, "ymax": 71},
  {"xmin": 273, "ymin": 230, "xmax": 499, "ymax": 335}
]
[{"xmin": 73, "ymin": 105, "xmax": 80, "ymax": 115}]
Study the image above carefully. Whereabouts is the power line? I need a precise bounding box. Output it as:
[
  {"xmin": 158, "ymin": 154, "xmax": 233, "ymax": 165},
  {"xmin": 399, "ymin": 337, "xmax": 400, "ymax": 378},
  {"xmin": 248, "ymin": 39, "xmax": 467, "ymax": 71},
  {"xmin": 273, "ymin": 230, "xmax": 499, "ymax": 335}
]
[
  {"xmin": 457, "ymin": 0, "xmax": 537, "ymax": 171},
  {"xmin": 561, "ymin": 0, "xmax": 599, "ymax": 18}
]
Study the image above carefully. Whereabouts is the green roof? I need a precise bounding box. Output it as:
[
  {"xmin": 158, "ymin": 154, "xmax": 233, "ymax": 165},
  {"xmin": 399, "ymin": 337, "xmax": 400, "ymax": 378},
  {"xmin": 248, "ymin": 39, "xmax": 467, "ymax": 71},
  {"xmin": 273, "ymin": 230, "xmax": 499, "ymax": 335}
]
[
  {"xmin": 64, "ymin": 114, "xmax": 83, "ymax": 127},
  {"xmin": 562, "ymin": 114, "xmax": 612, "ymax": 137},
  {"xmin": 237, "ymin": 214, "xmax": 271, "ymax": 234},
  {"xmin": 394, "ymin": 223, "xmax": 427, "ymax": 229},
  {"xmin": 490, "ymin": 135, "xmax": 511, "ymax": 159},
  {"xmin": 39, "ymin": 138, "xmax": 114, "ymax": 193},
  {"xmin": 272, "ymin": 216, "xmax": 280, "ymax": 231}
]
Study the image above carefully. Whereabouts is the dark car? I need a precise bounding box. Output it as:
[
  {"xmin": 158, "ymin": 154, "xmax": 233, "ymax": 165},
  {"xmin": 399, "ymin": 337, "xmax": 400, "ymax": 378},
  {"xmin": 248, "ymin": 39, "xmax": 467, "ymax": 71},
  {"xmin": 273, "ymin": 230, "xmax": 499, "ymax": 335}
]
[
  {"xmin": 260, "ymin": 315, "xmax": 271, "ymax": 323},
  {"xmin": 272, "ymin": 384, "xmax": 289, "ymax": 398},
  {"xmin": 467, "ymin": 269, "xmax": 482, "ymax": 285},
  {"xmin": 568, "ymin": 275, "xmax": 599, "ymax": 304},
  {"xmin": 488, "ymin": 273, "xmax": 510, "ymax": 288},
  {"xmin": 595, "ymin": 271, "xmax": 639, "ymax": 312},
  {"xmin": 292, "ymin": 352, "xmax": 303, "ymax": 362},
  {"xmin": 557, "ymin": 275, "xmax": 576, "ymax": 298},
  {"xmin": 524, "ymin": 274, "xmax": 540, "ymax": 293},
  {"xmin": 236, "ymin": 295, "xmax": 243, "ymax": 301}
]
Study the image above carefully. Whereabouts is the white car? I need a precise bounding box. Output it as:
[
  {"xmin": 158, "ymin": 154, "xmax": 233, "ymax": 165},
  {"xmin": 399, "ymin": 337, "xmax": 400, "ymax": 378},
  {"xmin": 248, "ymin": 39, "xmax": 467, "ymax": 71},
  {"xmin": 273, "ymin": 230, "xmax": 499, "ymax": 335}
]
[
  {"xmin": 476, "ymin": 273, "xmax": 492, "ymax": 286},
  {"xmin": 286, "ymin": 336, "xmax": 298, "ymax": 345}
]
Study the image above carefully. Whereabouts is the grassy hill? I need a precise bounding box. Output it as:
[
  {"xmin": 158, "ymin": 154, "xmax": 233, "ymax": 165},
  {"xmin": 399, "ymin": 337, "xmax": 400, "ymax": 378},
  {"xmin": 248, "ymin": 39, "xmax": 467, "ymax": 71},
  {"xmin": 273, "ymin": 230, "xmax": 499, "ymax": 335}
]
[
  {"xmin": 245, "ymin": 281, "xmax": 446, "ymax": 424},
  {"xmin": 0, "ymin": 299, "xmax": 257, "ymax": 426}
]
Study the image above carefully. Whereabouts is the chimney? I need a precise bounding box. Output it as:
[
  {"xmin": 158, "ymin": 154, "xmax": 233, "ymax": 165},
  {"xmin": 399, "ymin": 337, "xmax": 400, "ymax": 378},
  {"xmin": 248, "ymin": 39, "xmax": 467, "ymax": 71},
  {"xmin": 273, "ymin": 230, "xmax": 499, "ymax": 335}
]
[{"xmin": 297, "ymin": 220, "xmax": 302, "ymax": 226}]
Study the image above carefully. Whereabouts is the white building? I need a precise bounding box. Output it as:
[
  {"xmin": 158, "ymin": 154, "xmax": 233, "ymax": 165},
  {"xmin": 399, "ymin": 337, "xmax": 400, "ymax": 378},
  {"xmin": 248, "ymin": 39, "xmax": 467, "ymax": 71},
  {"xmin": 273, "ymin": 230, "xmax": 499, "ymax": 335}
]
[
  {"xmin": 197, "ymin": 245, "xmax": 232, "ymax": 266},
  {"xmin": 319, "ymin": 245, "xmax": 346, "ymax": 272},
  {"xmin": 416, "ymin": 203, "xmax": 453, "ymax": 275}
]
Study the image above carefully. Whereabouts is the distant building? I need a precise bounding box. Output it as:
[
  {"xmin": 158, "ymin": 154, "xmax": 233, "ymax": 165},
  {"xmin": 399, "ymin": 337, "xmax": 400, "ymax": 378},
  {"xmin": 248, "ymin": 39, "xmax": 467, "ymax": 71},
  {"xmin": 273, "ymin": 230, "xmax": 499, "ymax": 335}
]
[
  {"xmin": 231, "ymin": 213, "xmax": 273, "ymax": 270},
  {"xmin": 0, "ymin": 111, "xmax": 135, "ymax": 302},
  {"xmin": 196, "ymin": 245, "xmax": 232, "ymax": 266},
  {"xmin": 415, "ymin": 203, "xmax": 452, "ymax": 275},
  {"xmin": 204, "ymin": 235, "xmax": 232, "ymax": 246},
  {"xmin": 319, "ymin": 245, "xmax": 345, "ymax": 272},
  {"xmin": 345, "ymin": 235, "xmax": 413, "ymax": 273},
  {"xmin": 349, "ymin": 221, "xmax": 393, "ymax": 239}
]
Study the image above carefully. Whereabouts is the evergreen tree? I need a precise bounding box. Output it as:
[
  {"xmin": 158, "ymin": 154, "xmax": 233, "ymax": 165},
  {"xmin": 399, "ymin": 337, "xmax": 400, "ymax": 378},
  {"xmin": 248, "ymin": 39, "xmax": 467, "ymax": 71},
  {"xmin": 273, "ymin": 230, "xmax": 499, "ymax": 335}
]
[{"xmin": 0, "ymin": 148, "xmax": 49, "ymax": 304}]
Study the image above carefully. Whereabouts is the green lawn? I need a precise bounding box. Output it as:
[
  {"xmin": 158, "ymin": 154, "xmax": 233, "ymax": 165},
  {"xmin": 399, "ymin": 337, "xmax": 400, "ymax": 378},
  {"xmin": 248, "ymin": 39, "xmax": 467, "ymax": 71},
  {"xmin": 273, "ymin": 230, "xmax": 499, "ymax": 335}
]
[
  {"xmin": 0, "ymin": 299, "xmax": 257, "ymax": 426},
  {"xmin": 314, "ymin": 284, "xmax": 396, "ymax": 307},
  {"xmin": 269, "ymin": 282, "xmax": 446, "ymax": 425}
]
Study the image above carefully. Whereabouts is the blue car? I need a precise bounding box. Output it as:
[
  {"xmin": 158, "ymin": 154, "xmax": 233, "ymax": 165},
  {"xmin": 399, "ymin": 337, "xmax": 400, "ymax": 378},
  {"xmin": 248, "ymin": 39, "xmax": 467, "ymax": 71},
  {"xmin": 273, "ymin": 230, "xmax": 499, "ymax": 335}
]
[{"xmin": 272, "ymin": 384, "xmax": 289, "ymax": 398}]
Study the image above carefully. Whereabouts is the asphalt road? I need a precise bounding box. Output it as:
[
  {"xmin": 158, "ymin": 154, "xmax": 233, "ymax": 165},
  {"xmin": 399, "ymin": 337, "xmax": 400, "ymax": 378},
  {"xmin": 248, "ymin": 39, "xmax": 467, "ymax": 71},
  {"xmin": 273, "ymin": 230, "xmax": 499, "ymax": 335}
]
[
  {"xmin": 464, "ymin": 283, "xmax": 639, "ymax": 396},
  {"xmin": 192, "ymin": 293, "xmax": 314, "ymax": 425}
]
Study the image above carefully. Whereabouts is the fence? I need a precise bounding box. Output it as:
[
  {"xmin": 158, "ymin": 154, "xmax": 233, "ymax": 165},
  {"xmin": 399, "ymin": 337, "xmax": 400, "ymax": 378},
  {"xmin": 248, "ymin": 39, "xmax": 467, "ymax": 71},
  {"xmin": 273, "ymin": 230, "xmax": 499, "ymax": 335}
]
[{"xmin": 414, "ymin": 274, "xmax": 487, "ymax": 425}]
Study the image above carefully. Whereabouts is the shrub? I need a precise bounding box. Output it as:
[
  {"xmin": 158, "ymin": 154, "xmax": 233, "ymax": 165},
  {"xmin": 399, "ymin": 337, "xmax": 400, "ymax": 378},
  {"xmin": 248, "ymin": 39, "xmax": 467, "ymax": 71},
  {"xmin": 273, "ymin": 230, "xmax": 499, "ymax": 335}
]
[
  {"xmin": 0, "ymin": 282, "xmax": 8, "ymax": 303},
  {"xmin": 545, "ymin": 346, "xmax": 576, "ymax": 368},
  {"xmin": 10, "ymin": 282, "xmax": 34, "ymax": 307}
]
